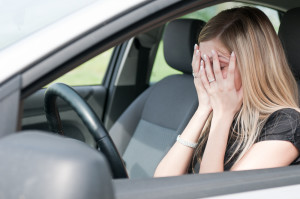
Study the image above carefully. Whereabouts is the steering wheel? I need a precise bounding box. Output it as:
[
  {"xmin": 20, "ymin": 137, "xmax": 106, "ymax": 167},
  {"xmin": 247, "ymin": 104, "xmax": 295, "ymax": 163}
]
[{"xmin": 44, "ymin": 83, "xmax": 128, "ymax": 179}]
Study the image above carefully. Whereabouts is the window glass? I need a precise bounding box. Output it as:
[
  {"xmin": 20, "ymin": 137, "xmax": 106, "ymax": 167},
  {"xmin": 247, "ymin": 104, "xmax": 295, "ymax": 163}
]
[
  {"xmin": 48, "ymin": 48, "xmax": 113, "ymax": 86},
  {"xmin": 150, "ymin": 2, "xmax": 280, "ymax": 84}
]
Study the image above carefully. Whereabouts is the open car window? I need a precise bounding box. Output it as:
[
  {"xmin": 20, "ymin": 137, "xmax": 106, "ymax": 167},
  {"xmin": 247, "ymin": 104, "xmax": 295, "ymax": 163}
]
[
  {"xmin": 149, "ymin": 2, "xmax": 280, "ymax": 84},
  {"xmin": 47, "ymin": 48, "xmax": 114, "ymax": 87}
]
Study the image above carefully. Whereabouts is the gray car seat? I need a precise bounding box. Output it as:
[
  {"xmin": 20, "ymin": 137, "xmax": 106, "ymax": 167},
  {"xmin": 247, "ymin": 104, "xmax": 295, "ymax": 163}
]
[
  {"xmin": 278, "ymin": 7, "xmax": 300, "ymax": 94},
  {"xmin": 109, "ymin": 19, "xmax": 205, "ymax": 178}
]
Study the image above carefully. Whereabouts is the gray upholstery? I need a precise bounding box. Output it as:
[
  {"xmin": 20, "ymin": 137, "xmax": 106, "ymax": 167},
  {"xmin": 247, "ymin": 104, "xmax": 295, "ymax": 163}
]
[
  {"xmin": 278, "ymin": 7, "xmax": 300, "ymax": 98},
  {"xmin": 163, "ymin": 19, "xmax": 205, "ymax": 74},
  {"xmin": 278, "ymin": 7, "xmax": 300, "ymax": 80},
  {"xmin": 109, "ymin": 19, "xmax": 205, "ymax": 178},
  {"xmin": 123, "ymin": 119, "xmax": 177, "ymax": 178},
  {"xmin": 109, "ymin": 88, "xmax": 152, "ymax": 156}
]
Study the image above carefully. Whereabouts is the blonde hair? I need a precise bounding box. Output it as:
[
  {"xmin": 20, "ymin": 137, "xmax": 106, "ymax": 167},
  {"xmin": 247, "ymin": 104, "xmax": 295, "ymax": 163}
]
[{"xmin": 193, "ymin": 7, "xmax": 299, "ymax": 170}]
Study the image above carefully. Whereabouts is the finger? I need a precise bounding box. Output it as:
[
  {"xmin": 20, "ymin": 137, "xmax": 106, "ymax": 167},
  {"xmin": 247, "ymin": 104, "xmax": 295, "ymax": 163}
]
[
  {"xmin": 228, "ymin": 51, "xmax": 236, "ymax": 87},
  {"xmin": 194, "ymin": 64, "xmax": 206, "ymax": 92},
  {"xmin": 211, "ymin": 50, "xmax": 223, "ymax": 82},
  {"xmin": 195, "ymin": 50, "xmax": 201, "ymax": 77},
  {"xmin": 200, "ymin": 59, "xmax": 210, "ymax": 91},
  {"xmin": 203, "ymin": 54, "xmax": 215, "ymax": 83},
  {"xmin": 195, "ymin": 75, "xmax": 207, "ymax": 93},
  {"xmin": 191, "ymin": 44, "xmax": 200, "ymax": 74}
]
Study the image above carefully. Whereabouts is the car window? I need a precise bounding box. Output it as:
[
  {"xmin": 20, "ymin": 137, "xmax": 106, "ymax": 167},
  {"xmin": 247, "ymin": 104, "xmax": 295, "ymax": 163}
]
[
  {"xmin": 149, "ymin": 2, "xmax": 280, "ymax": 84},
  {"xmin": 48, "ymin": 48, "xmax": 113, "ymax": 86}
]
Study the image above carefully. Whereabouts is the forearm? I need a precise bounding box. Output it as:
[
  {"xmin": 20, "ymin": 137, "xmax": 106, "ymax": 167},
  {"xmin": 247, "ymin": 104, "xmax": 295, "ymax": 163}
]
[
  {"xmin": 199, "ymin": 113, "xmax": 233, "ymax": 173},
  {"xmin": 154, "ymin": 108, "xmax": 210, "ymax": 177}
]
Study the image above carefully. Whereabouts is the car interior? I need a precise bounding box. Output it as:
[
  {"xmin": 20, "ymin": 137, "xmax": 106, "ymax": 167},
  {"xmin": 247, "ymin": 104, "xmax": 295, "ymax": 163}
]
[
  {"xmin": 278, "ymin": 7, "xmax": 300, "ymax": 90},
  {"xmin": 109, "ymin": 18, "xmax": 205, "ymax": 178},
  {"xmin": 6, "ymin": 0, "xmax": 300, "ymax": 198},
  {"xmin": 20, "ymin": 1, "xmax": 300, "ymax": 178}
]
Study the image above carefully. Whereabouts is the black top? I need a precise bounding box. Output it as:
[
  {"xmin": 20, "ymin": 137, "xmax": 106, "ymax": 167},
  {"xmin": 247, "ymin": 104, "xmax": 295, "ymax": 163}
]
[{"xmin": 224, "ymin": 108, "xmax": 300, "ymax": 171}]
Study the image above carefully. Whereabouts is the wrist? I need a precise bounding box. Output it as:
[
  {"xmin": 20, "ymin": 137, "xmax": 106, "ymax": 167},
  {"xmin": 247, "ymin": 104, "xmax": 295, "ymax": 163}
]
[
  {"xmin": 212, "ymin": 111, "xmax": 235, "ymax": 120},
  {"xmin": 209, "ymin": 112, "xmax": 233, "ymax": 138},
  {"xmin": 196, "ymin": 107, "xmax": 212, "ymax": 116},
  {"xmin": 211, "ymin": 111, "xmax": 235, "ymax": 131}
]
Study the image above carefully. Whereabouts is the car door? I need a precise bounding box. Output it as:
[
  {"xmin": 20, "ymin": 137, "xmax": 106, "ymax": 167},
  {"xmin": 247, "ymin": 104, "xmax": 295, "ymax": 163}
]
[{"xmin": 11, "ymin": 1, "xmax": 300, "ymax": 198}]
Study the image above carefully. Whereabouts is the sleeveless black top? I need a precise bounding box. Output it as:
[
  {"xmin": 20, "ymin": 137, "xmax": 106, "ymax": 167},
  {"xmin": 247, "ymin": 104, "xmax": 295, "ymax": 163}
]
[{"xmin": 224, "ymin": 108, "xmax": 300, "ymax": 171}]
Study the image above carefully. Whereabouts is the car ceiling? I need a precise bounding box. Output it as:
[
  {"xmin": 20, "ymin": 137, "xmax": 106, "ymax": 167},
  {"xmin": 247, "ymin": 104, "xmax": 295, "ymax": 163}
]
[{"xmin": 238, "ymin": 0, "xmax": 300, "ymax": 11}]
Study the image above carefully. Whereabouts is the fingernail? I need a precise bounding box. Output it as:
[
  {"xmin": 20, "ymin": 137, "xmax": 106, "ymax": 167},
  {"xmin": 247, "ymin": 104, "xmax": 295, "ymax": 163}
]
[
  {"xmin": 204, "ymin": 54, "xmax": 207, "ymax": 60},
  {"xmin": 196, "ymin": 50, "xmax": 199, "ymax": 55},
  {"xmin": 231, "ymin": 51, "xmax": 235, "ymax": 57},
  {"xmin": 194, "ymin": 44, "xmax": 197, "ymax": 50},
  {"xmin": 200, "ymin": 65, "xmax": 203, "ymax": 71},
  {"xmin": 211, "ymin": 50, "xmax": 215, "ymax": 55}
]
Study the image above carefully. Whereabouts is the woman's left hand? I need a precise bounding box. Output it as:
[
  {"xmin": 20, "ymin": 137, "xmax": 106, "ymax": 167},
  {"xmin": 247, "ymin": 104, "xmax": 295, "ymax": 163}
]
[{"xmin": 200, "ymin": 50, "xmax": 243, "ymax": 118}]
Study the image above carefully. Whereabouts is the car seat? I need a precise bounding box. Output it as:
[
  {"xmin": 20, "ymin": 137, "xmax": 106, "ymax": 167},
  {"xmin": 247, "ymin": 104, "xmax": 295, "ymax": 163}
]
[
  {"xmin": 278, "ymin": 7, "xmax": 300, "ymax": 94},
  {"xmin": 109, "ymin": 19, "xmax": 205, "ymax": 178}
]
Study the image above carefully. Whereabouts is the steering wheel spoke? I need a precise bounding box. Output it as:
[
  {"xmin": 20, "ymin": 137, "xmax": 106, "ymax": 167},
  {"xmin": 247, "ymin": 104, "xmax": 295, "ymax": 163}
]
[{"xmin": 44, "ymin": 83, "xmax": 128, "ymax": 179}]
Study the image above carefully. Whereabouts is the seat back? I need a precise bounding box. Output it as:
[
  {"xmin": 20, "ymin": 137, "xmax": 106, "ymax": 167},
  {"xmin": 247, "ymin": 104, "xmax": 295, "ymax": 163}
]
[
  {"xmin": 278, "ymin": 7, "xmax": 300, "ymax": 96},
  {"xmin": 109, "ymin": 19, "xmax": 205, "ymax": 178}
]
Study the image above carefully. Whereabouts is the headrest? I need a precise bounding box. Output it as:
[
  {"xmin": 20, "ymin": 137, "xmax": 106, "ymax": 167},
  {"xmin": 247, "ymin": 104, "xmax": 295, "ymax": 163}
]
[
  {"xmin": 278, "ymin": 8, "xmax": 300, "ymax": 80},
  {"xmin": 163, "ymin": 19, "xmax": 205, "ymax": 74}
]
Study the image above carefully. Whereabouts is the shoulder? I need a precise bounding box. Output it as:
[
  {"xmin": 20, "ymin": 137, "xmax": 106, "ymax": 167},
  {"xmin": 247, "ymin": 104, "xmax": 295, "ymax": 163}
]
[
  {"xmin": 268, "ymin": 108, "xmax": 300, "ymax": 120},
  {"xmin": 269, "ymin": 108, "xmax": 300, "ymax": 118},
  {"xmin": 258, "ymin": 108, "xmax": 300, "ymax": 164},
  {"xmin": 258, "ymin": 108, "xmax": 300, "ymax": 143},
  {"xmin": 264, "ymin": 108, "xmax": 300, "ymax": 128}
]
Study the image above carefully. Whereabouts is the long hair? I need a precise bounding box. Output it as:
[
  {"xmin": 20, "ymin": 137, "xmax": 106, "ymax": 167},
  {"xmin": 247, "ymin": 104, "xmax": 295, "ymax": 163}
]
[{"xmin": 193, "ymin": 7, "xmax": 299, "ymax": 170}]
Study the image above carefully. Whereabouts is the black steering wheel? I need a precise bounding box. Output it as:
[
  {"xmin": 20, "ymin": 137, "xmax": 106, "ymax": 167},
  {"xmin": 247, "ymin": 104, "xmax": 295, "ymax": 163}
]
[{"xmin": 44, "ymin": 83, "xmax": 128, "ymax": 179}]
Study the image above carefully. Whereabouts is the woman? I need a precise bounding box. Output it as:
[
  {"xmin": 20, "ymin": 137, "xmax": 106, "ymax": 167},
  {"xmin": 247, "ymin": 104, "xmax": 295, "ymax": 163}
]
[{"xmin": 154, "ymin": 6, "xmax": 300, "ymax": 177}]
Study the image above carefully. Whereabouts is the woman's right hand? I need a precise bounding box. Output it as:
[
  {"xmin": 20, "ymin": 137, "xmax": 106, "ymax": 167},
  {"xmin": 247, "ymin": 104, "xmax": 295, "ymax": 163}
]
[{"xmin": 192, "ymin": 44, "xmax": 212, "ymax": 113}]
